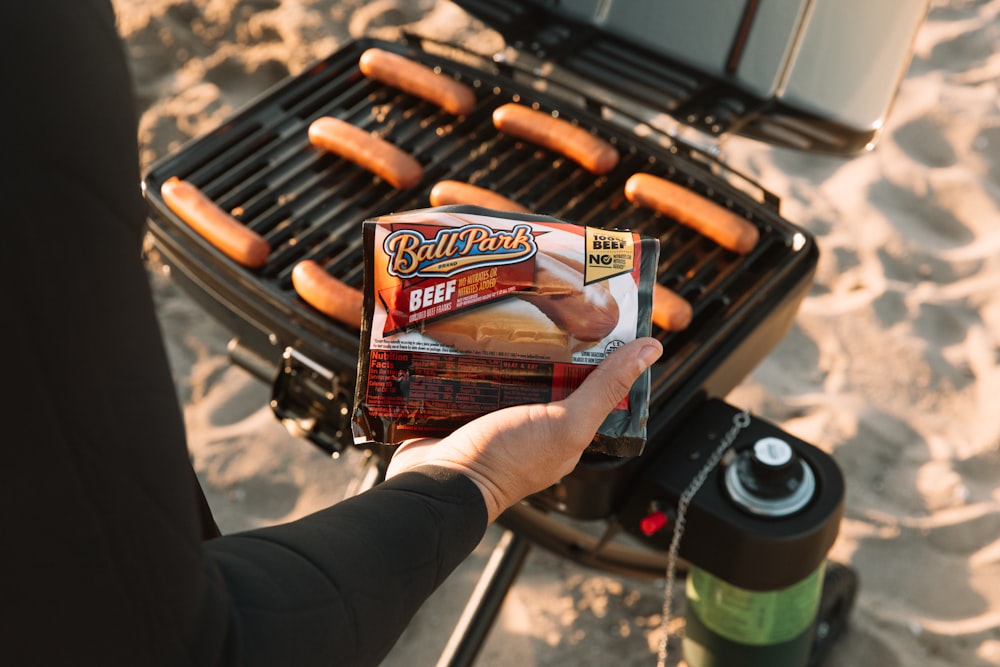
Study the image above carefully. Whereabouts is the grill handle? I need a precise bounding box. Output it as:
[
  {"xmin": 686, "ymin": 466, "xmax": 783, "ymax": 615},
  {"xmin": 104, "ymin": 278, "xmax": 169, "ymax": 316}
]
[{"xmin": 268, "ymin": 346, "xmax": 356, "ymax": 456}]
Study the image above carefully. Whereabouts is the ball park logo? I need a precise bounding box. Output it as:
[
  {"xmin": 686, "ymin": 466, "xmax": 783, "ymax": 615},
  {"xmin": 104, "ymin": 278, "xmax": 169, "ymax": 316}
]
[{"xmin": 383, "ymin": 224, "xmax": 538, "ymax": 279}]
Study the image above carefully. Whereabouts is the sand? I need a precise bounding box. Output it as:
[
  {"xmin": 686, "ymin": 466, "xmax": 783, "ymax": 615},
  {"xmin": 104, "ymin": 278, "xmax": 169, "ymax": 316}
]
[{"xmin": 111, "ymin": 0, "xmax": 1000, "ymax": 665}]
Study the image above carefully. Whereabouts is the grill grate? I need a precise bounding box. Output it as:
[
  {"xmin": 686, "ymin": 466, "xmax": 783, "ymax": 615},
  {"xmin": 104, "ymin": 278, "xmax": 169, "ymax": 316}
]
[{"xmin": 146, "ymin": 40, "xmax": 803, "ymax": 373}]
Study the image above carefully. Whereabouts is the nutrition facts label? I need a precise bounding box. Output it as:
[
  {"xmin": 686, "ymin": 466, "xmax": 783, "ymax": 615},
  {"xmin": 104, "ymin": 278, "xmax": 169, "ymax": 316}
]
[{"xmin": 363, "ymin": 351, "xmax": 597, "ymax": 421}]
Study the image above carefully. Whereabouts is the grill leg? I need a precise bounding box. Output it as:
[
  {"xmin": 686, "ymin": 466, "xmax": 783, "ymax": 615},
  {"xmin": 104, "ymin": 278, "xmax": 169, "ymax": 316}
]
[{"xmin": 435, "ymin": 529, "xmax": 531, "ymax": 667}]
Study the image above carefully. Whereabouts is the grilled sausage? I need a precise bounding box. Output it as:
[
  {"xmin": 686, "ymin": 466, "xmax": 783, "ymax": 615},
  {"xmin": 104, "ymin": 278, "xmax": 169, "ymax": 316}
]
[
  {"xmin": 359, "ymin": 48, "xmax": 477, "ymax": 116},
  {"xmin": 429, "ymin": 180, "xmax": 530, "ymax": 214},
  {"xmin": 492, "ymin": 103, "xmax": 619, "ymax": 175},
  {"xmin": 624, "ymin": 173, "xmax": 759, "ymax": 255},
  {"xmin": 291, "ymin": 260, "xmax": 364, "ymax": 329},
  {"xmin": 652, "ymin": 285, "xmax": 693, "ymax": 332},
  {"xmin": 518, "ymin": 253, "xmax": 619, "ymax": 342},
  {"xmin": 160, "ymin": 176, "xmax": 269, "ymax": 269},
  {"xmin": 308, "ymin": 116, "xmax": 423, "ymax": 189}
]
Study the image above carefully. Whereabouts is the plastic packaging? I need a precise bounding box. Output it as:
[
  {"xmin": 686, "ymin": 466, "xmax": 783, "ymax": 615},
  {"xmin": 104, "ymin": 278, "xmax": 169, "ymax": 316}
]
[{"xmin": 352, "ymin": 205, "xmax": 658, "ymax": 457}]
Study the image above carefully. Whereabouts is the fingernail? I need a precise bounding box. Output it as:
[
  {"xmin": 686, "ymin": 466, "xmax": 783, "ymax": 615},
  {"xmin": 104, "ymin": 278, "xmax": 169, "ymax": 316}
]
[{"xmin": 637, "ymin": 341, "xmax": 663, "ymax": 369}]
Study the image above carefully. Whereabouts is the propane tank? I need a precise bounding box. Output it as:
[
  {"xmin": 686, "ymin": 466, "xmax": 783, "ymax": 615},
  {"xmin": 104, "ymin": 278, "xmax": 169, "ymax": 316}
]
[{"xmin": 683, "ymin": 436, "xmax": 823, "ymax": 667}]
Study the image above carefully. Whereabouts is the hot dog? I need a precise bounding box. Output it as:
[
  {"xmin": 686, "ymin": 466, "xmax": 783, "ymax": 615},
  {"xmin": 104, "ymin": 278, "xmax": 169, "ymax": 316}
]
[
  {"xmin": 308, "ymin": 116, "xmax": 423, "ymax": 189},
  {"xmin": 421, "ymin": 298, "xmax": 584, "ymax": 362},
  {"xmin": 518, "ymin": 253, "xmax": 620, "ymax": 342},
  {"xmin": 291, "ymin": 260, "xmax": 364, "ymax": 329},
  {"xmin": 624, "ymin": 173, "xmax": 759, "ymax": 255},
  {"xmin": 492, "ymin": 103, "xmax": 620, "ymax": 175},
  {"xmin": 359, "ymin": 48, "xmax": 477, "ymax": 116},
  {"xmin": 160, "ymin": 176, "xmax": 270, "ymax": 269},
  {"xmin": 429, "ymin": 181, "xmax": 530, "ymax": 214},
  {"xmin": 652, "ymin": 285, "xmax": 693, "ymax": 331}
]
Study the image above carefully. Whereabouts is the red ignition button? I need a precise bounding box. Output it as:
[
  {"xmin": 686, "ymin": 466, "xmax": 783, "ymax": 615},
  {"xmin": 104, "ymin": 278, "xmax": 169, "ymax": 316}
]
[{"xmin": 640, "ymin": 510, "xmax": 669, "ymax": 536}]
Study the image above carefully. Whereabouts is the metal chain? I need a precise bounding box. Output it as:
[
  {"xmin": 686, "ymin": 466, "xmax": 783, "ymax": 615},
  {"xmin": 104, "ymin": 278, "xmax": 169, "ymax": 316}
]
[{"xmin": 656, "ymin": 408, "xmax": 751, "ymax": 667}]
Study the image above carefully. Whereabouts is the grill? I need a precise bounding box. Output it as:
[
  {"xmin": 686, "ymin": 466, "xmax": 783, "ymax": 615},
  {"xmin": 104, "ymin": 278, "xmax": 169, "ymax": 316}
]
[
  {"xmin": 145, "ymin": 36, "xmax": 816, "ymax": 511},
  {"xmin": 142, "ymin": 18, "xmax": 864, "ymax": 667}
]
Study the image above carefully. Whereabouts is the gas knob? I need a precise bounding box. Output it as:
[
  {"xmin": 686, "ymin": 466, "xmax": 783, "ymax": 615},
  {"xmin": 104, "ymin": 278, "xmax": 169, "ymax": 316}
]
[{"xmin": 724, "ymin": 437, "xmax": 815, "ymax": 517}]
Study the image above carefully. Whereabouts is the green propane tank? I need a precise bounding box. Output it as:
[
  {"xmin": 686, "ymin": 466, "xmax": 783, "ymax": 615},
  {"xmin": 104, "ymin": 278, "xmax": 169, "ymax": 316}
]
[
  {"xmin": 620, "ymin": 400, "xmax": 849, "ymax": 667},
  {"xmin": 683, "ymin": 562, "xmax": 825, "ymax": 666},
  {"xmin": 685, "ymin": 435, "xmax": 824, "ymax": 666}
]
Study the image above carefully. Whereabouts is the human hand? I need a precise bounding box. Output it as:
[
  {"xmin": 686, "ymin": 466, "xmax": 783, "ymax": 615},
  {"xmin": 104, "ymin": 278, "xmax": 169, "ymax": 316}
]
[{"xmin": 385, "ymin": 337, "xmax": 663, "ymax": 523}]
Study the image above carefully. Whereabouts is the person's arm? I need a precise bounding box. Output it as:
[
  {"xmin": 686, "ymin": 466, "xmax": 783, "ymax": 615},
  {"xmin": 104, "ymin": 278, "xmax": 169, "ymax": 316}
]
[
  {"xmin": 187, "ymin": 337, "xmax": 660, "ymax": 666},
  {"xmin": 194, "ymin": 467, "xmax": 486, "ymax": 666}
]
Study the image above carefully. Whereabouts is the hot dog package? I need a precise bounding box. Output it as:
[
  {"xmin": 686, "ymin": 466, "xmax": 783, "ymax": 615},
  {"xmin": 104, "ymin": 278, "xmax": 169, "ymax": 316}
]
[{"xmin": 352, "ymin": 205, "xmax": 659, "ymax": 457}]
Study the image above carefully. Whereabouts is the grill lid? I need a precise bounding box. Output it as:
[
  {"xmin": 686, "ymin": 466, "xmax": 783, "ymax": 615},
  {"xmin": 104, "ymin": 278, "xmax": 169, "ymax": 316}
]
[{"xmin": 453, "ymin": 0, "xmax": 928, "ymax": 155}]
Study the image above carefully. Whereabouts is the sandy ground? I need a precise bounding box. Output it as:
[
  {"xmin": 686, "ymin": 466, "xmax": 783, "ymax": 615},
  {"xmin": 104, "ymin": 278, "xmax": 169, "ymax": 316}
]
[{"xmin": 111, "ymin": 0, "xmax": 1000, "ymax": 665}]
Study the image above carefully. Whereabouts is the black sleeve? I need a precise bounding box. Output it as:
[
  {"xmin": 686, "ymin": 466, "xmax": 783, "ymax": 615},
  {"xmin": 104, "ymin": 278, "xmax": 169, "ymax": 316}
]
[
  {"xmin": 0, "ymin": 2, "xmax": 486, "ymax": 665},
  {"xmin": 194, "ymin": 468, "xmax": 486, "ymax": 666}
]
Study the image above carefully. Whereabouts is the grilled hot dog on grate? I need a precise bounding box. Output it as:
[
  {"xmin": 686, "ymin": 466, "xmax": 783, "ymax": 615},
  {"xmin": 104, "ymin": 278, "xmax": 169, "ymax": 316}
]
[
  {"xmin": 624, "ymin": 173, "xmax": 759, "ymax": 255},
  {"xmin": 308, "ymin": 116, "xmax": 424, "ymax": 189},
  {"xmin": 291, "ymin": 260, "xmax": 364, "ymax": 329},
  {"xmin": 493, "ymin": 103, "xmax": 620, "ymax": 175},
  {"xmin": 160, "ymin": 177, "xmax": 270, "ymax": 269},
  {"xmin": 652, "ymin": 283, "xmax": 693, "ymax": 331},
  {"xmin": 359, "ymin": 48, "xmax": 477, "ymax": 116},
  {"xmin": 429, "ymin": 180, "xmax": 530, "ymax": 214}
]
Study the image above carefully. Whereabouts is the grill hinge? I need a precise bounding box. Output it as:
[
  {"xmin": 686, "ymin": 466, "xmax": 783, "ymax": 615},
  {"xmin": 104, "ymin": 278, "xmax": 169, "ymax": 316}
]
[{"xmin": 270, "ymin": 347, "xmax": 354, "ymax": 457}]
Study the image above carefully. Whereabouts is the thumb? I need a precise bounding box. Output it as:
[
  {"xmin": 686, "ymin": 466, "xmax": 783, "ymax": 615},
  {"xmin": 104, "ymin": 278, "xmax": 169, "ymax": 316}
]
[{"xmin": 560, "ymin": 337, "xmax": 662, "ymax": 431}]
